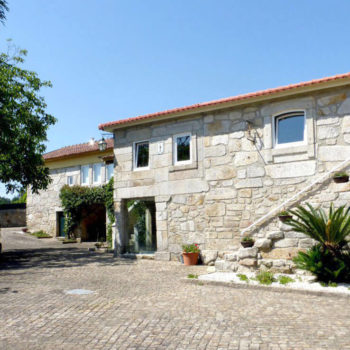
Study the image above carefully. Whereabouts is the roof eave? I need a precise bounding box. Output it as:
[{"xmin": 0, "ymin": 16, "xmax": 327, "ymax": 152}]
[
  {"xmin": 44, "ymin": 148, "xmax": 113, "ymax": 163},
  {"xmin": 99, "ymin": 76, "xmax": 350, "ymax": 132}
]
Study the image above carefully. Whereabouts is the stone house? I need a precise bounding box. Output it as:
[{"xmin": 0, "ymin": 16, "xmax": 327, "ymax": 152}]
[
  {"xmin": 99, "ymin": 72, "xmax": 350, "ymax": 272},
  {"xmin": 27, "ymin": 138, "xmax": 114, "ymax": 240}
]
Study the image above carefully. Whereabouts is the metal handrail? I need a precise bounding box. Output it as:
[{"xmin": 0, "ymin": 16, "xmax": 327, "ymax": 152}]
[{"xmin": 241, "ymin": 156, "xmax": 350, "ymax": 236}]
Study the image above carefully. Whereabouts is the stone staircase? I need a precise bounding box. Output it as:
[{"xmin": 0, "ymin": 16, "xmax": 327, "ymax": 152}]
[{"xmin": 214, "ymin": 220, "xmax": 315, "ymax": 273}]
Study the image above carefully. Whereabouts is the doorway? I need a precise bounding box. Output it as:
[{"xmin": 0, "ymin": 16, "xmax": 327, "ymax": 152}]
[
  {"xmin": 126, "ymin": 199, "xmax": 156, "ymax": 253},
  {"xmin": 57, "ymin": 212, "xmax": 66, "ymax": 238},
  {"xmin": 80, "ymin": 204, "xmax": 106, "ymax": 242}
]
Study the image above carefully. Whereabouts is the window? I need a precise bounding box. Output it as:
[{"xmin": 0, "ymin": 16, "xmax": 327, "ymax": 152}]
[
  {"xmin": 106, "ymin": 163, "xmax": 114, "ymax": 181},
  {"xmin": 81, "ymin": 165, "xmax": 89, "ymax": 185},
  {"xmin": 134, "ymin": 141, "xmax": 149, "ymax": 169},
  {"xmin": 274, "ymin": 112, "xmax": 306, "ymax": 147},
  {"xmin": 173, "ymin": 133, "xmax": 191, "ymax": 164},
  {"xmin": 67, "ymin": 175, "xmax": 74, "ymax": 186},
  {"xmin": 93, "ymin": 163, "xmax": 102, "ymax": 183}
]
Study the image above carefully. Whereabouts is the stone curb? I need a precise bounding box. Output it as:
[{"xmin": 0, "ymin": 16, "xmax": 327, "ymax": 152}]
[{"xmin": 182, "ymin": 277, "xmax": 350, "ymax": 299}]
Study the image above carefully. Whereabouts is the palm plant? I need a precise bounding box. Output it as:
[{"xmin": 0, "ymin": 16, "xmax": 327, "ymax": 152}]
[
  {"xmin": 286, "ymin": 203, "xmax": 350, "ymax": 253},
  {"xmin": 285, "ymin": 203, "xmax": 350, "ymax": 282}
]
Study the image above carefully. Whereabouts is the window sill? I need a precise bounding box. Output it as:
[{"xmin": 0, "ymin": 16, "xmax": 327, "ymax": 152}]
[
  {"xmin": 169, "ymin": 162, "xmax": 198, "ymax": 172},
  {"xmin": 272, "ymin": 144, "xmax": 308, "ymax": 156},
  {"xmin": 133, "ymin": 167, "xmax": 150, "ymax": 172}
]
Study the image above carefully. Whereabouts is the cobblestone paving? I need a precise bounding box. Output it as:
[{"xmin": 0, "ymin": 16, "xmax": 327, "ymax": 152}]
[{"xmin": 1, "ymin": 229, "xmax": 350, "ymax": 349}]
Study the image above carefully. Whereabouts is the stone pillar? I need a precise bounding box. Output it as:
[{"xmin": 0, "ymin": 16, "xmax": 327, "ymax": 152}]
[
  {"xmin": 145, "ymin": 206, "xmax": 152, "ymax": 248},
  {"xmin": 154, "ymin": 196, "xmax": 170, "ymax": 261},
  {"xmin": 113, "ymin": 200, "xmax": 128, "ymax": 256}
]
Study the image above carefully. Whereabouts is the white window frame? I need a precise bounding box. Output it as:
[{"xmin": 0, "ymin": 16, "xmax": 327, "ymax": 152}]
[
  {"xmin": 133, "ymin": 140, "xmax": 150, "ymax": 170},
  {"xmin": 273, "ymin": 111, "xmax": 307, "ymax": 149},
  {"xmin": 106, "ymin": 162, "xmax": 114, "ymax": 181},
  {"xmin": 81, "ymin": 165, "xmax": 89, "ymax": 186},
  {"xmin": 67, "ymin": 175, "xmax": 74, "ymax": 186},
  {"xmin": 173, "ymin": 133, "xmax": 192, "ymax": 165},
  {"xmin": 93, "ymin": 163, "xmax": 102, "ymax": 184}
]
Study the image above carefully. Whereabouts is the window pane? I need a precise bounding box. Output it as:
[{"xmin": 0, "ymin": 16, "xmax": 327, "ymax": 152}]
[
  {"xmin": 67, "ymin": 176, "xmax": 74, "ymax": 185},
  {"xmin": 81, "ymin": 166, "xmax": 89, "ymax": 184},
  {"xmin": 93, "ymin": 164, "xmax": 101, "ymax": 183},
  {"xmin": 176, "ymin": 135, "xmax": 190, "ymax": 162},
  {"xmin": 136, "ymin": 142, "xmax": 149, "ymax": 168},
  {"xmin": 106, "ymin": 163, "xmax": 114, "ymax": 180},
  {"xmin": 277, "ymin": 114, "xmax": 304, "ymax": 144}
]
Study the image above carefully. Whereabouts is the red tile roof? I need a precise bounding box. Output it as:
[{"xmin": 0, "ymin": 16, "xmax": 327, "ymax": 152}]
[
  {"xmin": 43, "ymin": 138, "xmax": 114, "ymax": 161},
  {"xmin": 99, "ymin": 72, "xmax": 350, "ymax": 130}
]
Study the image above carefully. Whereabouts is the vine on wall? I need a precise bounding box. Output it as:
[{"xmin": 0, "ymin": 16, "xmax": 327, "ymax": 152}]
[{"xmin": 59, "ymin": 178, "xmax": 115, "ymax": 245}]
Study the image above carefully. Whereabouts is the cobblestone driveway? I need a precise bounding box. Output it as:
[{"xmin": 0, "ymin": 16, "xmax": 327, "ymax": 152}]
[{"xmin": 1, "ymin": 229, "xmax": 350, "ymax": 349}]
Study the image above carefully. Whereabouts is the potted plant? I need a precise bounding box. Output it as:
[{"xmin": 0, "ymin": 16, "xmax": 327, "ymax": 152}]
[
  {"xmin": 241, "ymin": 236, "xmax": 255, "ymax": 248},
  {"xmin": 182, "ymin": 243, "xmax": 200, "ymax": 265},
  {"xmin": 333, "ymin": 172, "xmax": 349, "ymax": 183},
  {"xmin": 278, "ymin": 210, "xmax": 292, "ymax": 222}
]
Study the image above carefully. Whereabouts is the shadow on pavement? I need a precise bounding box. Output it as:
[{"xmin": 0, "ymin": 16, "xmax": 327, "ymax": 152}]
[{"xmin": 0, "ymin": 247, "xmax": 136, "ymax": 271}]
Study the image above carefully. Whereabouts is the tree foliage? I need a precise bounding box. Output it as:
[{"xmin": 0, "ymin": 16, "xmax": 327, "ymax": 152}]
[
  {"xmin": 0, "ymin": 45, "xmax": 56, "ymax": 193},
  {"xmin": 0, "ymin": 0, "xmax": 8, "ymax": 24}
]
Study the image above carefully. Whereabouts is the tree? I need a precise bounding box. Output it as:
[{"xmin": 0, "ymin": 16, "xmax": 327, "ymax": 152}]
[
  {"xmin": 0, "ymin": 0, "xmax": 8, "ymax": 24},
  {"xmin": 0, "ymin": 46, "xmax": 56, "ymax": 193}
]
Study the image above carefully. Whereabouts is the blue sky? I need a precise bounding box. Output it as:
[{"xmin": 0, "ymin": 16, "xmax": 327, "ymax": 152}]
[{"xmin": 1, "ymin": 0, "xmax": 350, "ymax": 197}]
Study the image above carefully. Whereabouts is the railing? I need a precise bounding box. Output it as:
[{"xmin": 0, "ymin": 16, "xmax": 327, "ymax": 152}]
[{"xmin": 241, "ymin": 156, "xmax": 350, "ymax": 236}]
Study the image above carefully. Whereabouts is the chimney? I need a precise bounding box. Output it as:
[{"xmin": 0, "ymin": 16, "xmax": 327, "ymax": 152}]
[{"xmin": 89, "ymin": 137, "xmax": 95, "ymax": 146}]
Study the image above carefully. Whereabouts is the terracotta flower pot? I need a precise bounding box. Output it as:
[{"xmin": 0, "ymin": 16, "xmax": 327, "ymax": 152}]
[
  {"xmin": 333, "ymin": 175, "xmax": 349, "ymax": 183},
  {"xmin": 182, "ymin": 252, "xmax": 199, "ymax": 266}
]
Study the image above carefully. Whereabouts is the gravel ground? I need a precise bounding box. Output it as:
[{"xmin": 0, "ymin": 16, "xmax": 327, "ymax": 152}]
[{"xmin": 198, "ymin": 271, "xmax": 350, "ymax": 295}]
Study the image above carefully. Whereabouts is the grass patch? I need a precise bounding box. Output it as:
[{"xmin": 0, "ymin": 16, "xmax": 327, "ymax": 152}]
[
  {"xmin": 320, "ymin": 281, "xmax": 338, "ymax": 287},
  {"xmin": 256, "ymin": 271, "xmax": 276, "ymax": 285},
  {"xmin": 187, "ymin": 274, "xmax": 198, "ymax": 279},
  {"xmin": 62, "ymin": 238, "xmax": 77, "ymax": 244},
  {"xmin": 31, "ymin": 230, "xmax": 51, "ymax": 239},
  {"xmin": 237, "ymin": 274, "xmax": 249, "ymax": 282},
  {"xmin": 278, "ymin": 276, "xmax": 295, "ymax": 285}
]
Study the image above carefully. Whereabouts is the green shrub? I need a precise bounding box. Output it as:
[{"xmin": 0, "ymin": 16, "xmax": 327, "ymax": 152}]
[
  {"xmin": 278, "ymin": 276, "xmax": 295, "ymax": 285},
  {"xmin": 334, "ymin": 172, "xmax": 348, "ymax": 177},
  {"xmin": 237, "ymin": 274, "xmax": 249, "ymax": 282},
  {"xmin": 286, "ymin": 203, "xmax": 350, "ymax": 283},
  {"xmin": 293, "ymin": 244, "xmax": 350, "ymax": 283},
  {"xmin": 187, "ymin": 274, "xmax": 198, "ymax": 279},
  {"xmin": 256, "ymin": 271, "xmax": 276, "ymax": 285},
  {"xmin": 241, "ymin": 236, "xmax": 254, "ymax": 242}
]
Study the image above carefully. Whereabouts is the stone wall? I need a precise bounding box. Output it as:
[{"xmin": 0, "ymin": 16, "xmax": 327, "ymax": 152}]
[
  {"xmin": 112, "ymin": 86, "xmax": 350, "ymax": 270},
  {"xmin": 0, "ymin": 205, "xmax": 26, "ymax": 227},
  {"xmin": 27, "ymin": 159, "xmax": 110, "ymax": 237}
]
